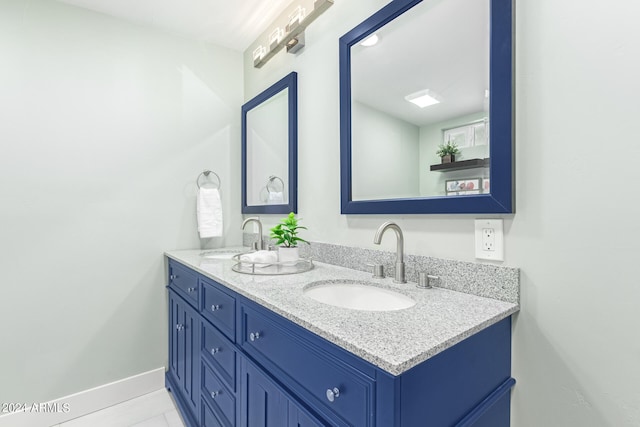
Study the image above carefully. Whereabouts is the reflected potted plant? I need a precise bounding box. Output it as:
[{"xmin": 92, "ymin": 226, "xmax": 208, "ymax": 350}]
[
  {"xmin": 270, "ymin": 212, "xmax": 309, "ymax": 265},
  {"xmin": 436, "ymin": 141, "xmax": 461, "ymax": 163}
]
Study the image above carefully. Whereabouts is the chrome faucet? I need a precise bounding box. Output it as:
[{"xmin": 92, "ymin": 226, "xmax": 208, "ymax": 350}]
[
  {"xmin": 242, "ymin": 217, "xmax": 265, "ymax": 251},
  {"xmin": 373, "ymin": 221, "xmax": 406, "ymax": 283}
]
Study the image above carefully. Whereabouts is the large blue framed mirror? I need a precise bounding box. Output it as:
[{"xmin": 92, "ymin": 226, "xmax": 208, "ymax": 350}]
[
  {"xmin": 242, "ymin": 72, "xmax": 298, "ymax": 214},
  {"xmin": 339, "ymin": 0, "xmax": 513, "ymax": 214}
]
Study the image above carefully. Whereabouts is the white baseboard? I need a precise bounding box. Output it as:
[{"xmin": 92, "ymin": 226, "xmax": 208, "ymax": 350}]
[{"xmin": 0, "ymin": 367, "xmax": 165, "ymax": 427}]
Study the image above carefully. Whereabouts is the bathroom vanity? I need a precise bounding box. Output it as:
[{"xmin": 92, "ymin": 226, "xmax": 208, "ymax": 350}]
[{"xmin": 165, "ymin": 250, "xmax": 518, "ymax": 427}]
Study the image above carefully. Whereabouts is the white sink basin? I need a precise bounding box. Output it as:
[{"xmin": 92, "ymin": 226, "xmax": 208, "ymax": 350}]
[
  {"xmin": 200, "ymin": 250, "xmax": 242, "ymax": 260},
  {"xmin": 303, "ymin": 280, "xmax": 416, "ymax": 312}
]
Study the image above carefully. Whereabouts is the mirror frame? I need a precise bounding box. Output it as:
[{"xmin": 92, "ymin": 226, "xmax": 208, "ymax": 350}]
[
  {"xmin": 242, "ymin": 72, "xmax": 298, "ymax": 214},
  {"xmin": 339, "ymin": 0, "xmax": 513, "ymax": 214}
]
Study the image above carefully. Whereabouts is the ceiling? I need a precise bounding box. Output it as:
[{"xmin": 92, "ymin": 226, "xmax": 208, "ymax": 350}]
[{"xmin": 57, "ymin": 0, "xmax": 295, "ymax": 52}]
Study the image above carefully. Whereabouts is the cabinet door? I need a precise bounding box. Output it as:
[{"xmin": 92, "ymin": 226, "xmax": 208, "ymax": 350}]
[
  {"xmin": 168, "ymin": 291, "xmax": 182, "ymax": 387},
  {"xmin": 288, "ymin": 403, "xmax": 325, "ymax": 427},
  {"xmin": 241, "ymin": 358, "xmax": 325, "ymax": 427},
  {"xmin": 169, "ymin": 291, "xmax": 200, "ymax": 419},
  {"xmin": 241, "ymin": 358, "xmax": 287, "ymax": 426}
]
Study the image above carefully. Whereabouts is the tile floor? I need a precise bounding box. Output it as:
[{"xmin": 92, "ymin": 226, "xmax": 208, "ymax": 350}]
[{"xmin": 52, "ymin": 389, "xmax": 185, "ymax": 427}]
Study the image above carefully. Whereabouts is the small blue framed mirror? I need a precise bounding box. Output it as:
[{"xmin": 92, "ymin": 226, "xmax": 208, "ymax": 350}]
[
  {"xmin": 339, "ymin": 0, "xmax": 513, "ymax": 214},
  {"xmin": 242, "ymin": 72, "xmax": 298, "ymax": 214}
]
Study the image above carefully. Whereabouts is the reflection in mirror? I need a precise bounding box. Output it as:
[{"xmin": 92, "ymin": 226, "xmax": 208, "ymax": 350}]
[
  {"xmin": 340, "ymin": 0, "xmax": 513, "ymax": 214},
  {"xmin": 242, "ymin": 72, "xmax": 297, "ymax": 214},
  {"xmin": 246, "ymin": 90, "xmax": 289, "ymax": 205},
  {"xmin": 351, "ymin": 0, "xmax": 489, "ymax": 201}
]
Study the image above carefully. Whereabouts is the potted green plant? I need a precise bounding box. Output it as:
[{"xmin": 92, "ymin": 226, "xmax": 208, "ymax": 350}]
[
  {"xmin": 436, "ymin": 141, "xmax": 461, "ymax": 163},
  {"xmin": 270, "ymin": 212, "xmax": 309, "ymax": 265}
]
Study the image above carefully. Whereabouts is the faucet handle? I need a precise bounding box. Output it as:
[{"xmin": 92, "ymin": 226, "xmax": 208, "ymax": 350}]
[
  {"xmin": 366, "ymin": 263, "xmax": 385, "ymax": 278},
  {"xmin": 417, "ymin": 272, "xmax": 439, "ymax": 289}
]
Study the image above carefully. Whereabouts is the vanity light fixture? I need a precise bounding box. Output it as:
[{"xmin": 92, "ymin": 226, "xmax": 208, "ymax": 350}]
[
  {"xmin": 360, "ymin": 34, "xmax": 379, "ymax": 47},
  {"xmin": 286, "ymin": 5, "xmax": 306, "ymax": 32},
  {"xmin": 252, "ymin": 45, "xmax": 267, "ymax": 67},
  {"xmin": 286, "ymin": 32, "xmax": 305, "ymax": 54},
  {"xmin": 269, "ymin": 27, "xmax": 285, "ymax": 50},
  {"xmin": 253, "ymin": 0, "xmax": 334, "ymax": 68},
  {"xmin": 405, "ymin": 89, "xmax": 441, "ymax": 108}
]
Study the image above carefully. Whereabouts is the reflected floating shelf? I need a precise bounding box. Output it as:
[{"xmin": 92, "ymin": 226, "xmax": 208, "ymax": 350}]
[{"xmin": 430, "ymin": 158, "xmax": 490, "ymax": 172}]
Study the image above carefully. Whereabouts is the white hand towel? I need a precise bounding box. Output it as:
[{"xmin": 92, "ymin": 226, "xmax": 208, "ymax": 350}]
[
  {"xmin": 268, "ymin": 191, "xmax": 284, "ymax": 204},
  {"xmin": 240, "ymin": 250, "xmax": 278, "ymax": 267},
  {"xmin": 197, "ymin": 188, "xmax": 223, "ymax": 238}
]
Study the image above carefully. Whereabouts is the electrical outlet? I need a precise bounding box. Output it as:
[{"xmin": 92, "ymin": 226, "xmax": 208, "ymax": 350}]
[
  {"xmin": 475, "ymin": 219, "xmax": 504, "ymax": 261},
  {"xmin": 483, "ymin": 228, "xmax": 495, "ymax": 251}
]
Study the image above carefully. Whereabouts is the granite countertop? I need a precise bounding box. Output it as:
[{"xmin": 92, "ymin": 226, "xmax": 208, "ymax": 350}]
[{"xmin": 165, "ymin": 248, "xmax": 519, "ymax": 376}]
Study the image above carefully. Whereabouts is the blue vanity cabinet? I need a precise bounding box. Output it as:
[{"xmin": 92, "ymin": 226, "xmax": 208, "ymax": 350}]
[{"xmin": 166, "ymin": 258, "xmax": 515, "ymax": 427}]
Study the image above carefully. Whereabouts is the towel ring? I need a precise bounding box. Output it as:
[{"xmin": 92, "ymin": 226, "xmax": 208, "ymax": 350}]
[
  {"xmin": 266, "ymin": 175, "xmax": 284, "ymax": 194},
  {"xmin": 196, "ymin": 170, "xmax": 221, "ymax": 189}
]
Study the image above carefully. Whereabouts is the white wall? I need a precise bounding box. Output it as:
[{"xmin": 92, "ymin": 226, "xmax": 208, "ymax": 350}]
[
  {"xmin": 244, "ymin": 0, "xmax": 640, "ymax": 425},
  {"xmin": 0, "ymin": 0, "xmax": 242, "ymax": 403},
  {"xmin": 352, "ymin": 101, "xmax": 420, "ymax": 200}
]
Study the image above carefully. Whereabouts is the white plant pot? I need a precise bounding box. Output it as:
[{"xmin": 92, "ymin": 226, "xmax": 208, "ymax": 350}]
[{"xmin": 277, "ymin": 246, "xmax": 299, "ymax": 266}]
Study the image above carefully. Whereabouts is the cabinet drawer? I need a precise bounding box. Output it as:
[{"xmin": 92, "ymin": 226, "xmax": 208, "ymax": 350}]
[
  {"xmin": 168, "ymin": 260, "xmax": 199, "ymax": 306},
  {"xmin": 202, "ymin": 362, "xmax": 235, "ymax": 427},
  {"xmin": 241, "ymin": 305, "xmax": 375, "ymax": 427},
  {"xmin": 201, "ymin": 398, "xmax": 224, "ymax": 427},
  {"xmin": 200, "ymin": 278, "xmax": 236, "ymax": 340},
  {"xmin": 201, "ymin": 319, "xmax": 236, "ymax": 391}
]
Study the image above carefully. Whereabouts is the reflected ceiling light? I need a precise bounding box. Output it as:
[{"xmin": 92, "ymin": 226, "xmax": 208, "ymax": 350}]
[
  {"xmin": 360, "ymin": 34, "xmax": 379, "ymax": 47},
  {"xmin": 405, "ymin": 89, "xmax": 441, "ymax": 108}
]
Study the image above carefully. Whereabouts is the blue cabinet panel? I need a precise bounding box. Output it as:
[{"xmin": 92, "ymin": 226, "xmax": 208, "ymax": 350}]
[
  {"xmin": 202, "ymin": 398, "xmax": 224, "ymax": 427},
  {"xmin": 240, "ymin": 357, "xmax": 325, "ymax": 427},
  {"xmin": 395, "ymin": 317, "xmax": 513, "ymax": 427},
  {"xmin": 240, "ymin": 303, "xmax": 374, "ymax": 426},
  {"xmin": 200, "ymin": 277, "xmax": 236, "ymax": 340},
  {"xmin": 288, "ymin": 405, "xmax": 325, "ymax": 427},
  {"xmin": 240, "ymin": 358, "xmax": 288, "ymax": 427},
  {"xmin": 202, "ymin": 361, "xmax": 235, "ymax": 427},
  {"xmin": 167, "ymin": 289, "xmax": 200, "ymax": 425},
  {"xmin": 168, "ymin": 291, "xmax": 181, "ymax": 387},
  {"xmin": 201, "ymin": 319, "xmax": 236, "ymax": 391},
  {"xmin": 169, "ymin": 261, "xmax": 199, "ymax": 306}
]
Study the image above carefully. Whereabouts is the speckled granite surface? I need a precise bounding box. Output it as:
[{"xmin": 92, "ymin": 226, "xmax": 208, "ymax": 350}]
[
  {"xmin": 242, "ymin": 234, "xmax": 520, "ymax": 304},
  {"xmin": 166, "ymin": 248, "xmax": 519, "ymax": 376}
]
